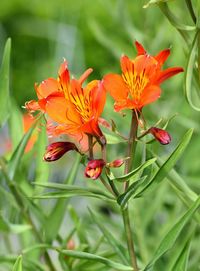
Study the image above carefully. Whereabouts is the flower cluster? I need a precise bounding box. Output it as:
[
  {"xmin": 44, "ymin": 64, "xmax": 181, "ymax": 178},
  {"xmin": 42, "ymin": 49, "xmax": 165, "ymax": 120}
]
[{"xmin": 26, "ymin": 41, "xmax": 183, "ymax": 179}]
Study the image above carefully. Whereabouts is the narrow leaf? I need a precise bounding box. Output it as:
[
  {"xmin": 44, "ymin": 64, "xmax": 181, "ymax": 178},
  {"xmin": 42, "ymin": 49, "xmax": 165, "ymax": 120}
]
[
  {"xmin": 145, "ymin": 196, "xmax": 200, "ymax": 270},
  {"xmin": 0, "ymin": 215, "xmax": 31, "ymax": 233},
  {"xmin": 12, "ymin": 255, "xmax": 22, "ymax": 271},
  {"xmin": 117, "ymin": 176, "xmax": 147, "ymax": 208},
  {"xmin": 8, "ymin": 119, "xmax": 38, "ymax": 180},
  {"xmin": 32, "ymin": 190, "xmax": 115, "ymax": 202},
  {"xmin": 109, "ymin": 158, "xmax": 156, "ymax": 182},
  {"xmin": 104, "ymin": 131, "xmax": 127, "ymax": 144},
  {"xmin": 89, "ymin": 208, "xmax": 129, "ymax": 264},
  {"xmin": 8, "ymin": 99, "xmax": 23, "ymax": 149},
  {"xmin": 0, "ymin": 38, "xmax": 11, "ymax": 126},
  {"xmin": 58, "ymin": 249, "xmax": 133, "ymax": 271},
  {"xmin": 135, "ymin": 129, "xmax": 193, "ymax": 197},
  {"xmin": 33, "ymin": 183, "xmax": 115, "ymax": 200},
  {"xmin": 169, "ymin": 235, "xmax": 192, "ymax": 271},
  {"xmin": 44, "ymin": 154, "xmax": 81, "ymax": 242}
]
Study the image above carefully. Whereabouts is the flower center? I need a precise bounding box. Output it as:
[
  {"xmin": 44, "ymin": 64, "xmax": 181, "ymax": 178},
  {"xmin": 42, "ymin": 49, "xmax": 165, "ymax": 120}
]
[
  {"xmin": 70, "ymin": 91, "xmax": 92, "ymax": 122},
  {"xmin": 122, "ymin": 70, "xmax": 149, "ymax": 103}
]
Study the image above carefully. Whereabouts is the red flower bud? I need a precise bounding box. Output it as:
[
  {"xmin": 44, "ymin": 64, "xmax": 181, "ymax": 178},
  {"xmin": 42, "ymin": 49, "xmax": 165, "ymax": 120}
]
[
  {"xmin": 149, "ymin": 127, "xmax": 171, "ymax": 145},
  {"xmin": 43, "ymin": 142, "xmax": 78, "ymax": 162},
  {"xmin": 107, "ymin": 158, "xmax": 125, "ymax": 168},
  {"xmin": 85, "ymin": 159, "xmax": 105, "ymax": 180}
]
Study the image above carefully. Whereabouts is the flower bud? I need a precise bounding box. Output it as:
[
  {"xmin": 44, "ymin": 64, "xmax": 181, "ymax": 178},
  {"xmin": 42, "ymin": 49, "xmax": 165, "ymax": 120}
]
[
  {"xmin": 43, "ymin": 142, "xmax": 78, "ymax": 162},
  {"xmin": 67, "ymin": 239, "xmax": 75, "ymax": 250},
  {"xmin": 107, "ymin": 158, "xmax": 125, "ymax": 168},
  {"xmin": 149, "ymin": 127, "xmax": 171, "ymax": 145},
  {"xmin": 84, "ymin": 159, "xmax": 105, "ymax": 180}
]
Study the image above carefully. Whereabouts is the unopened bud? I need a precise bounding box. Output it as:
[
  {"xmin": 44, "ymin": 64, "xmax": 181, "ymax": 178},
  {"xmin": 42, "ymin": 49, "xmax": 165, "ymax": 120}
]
[
  {"xmin": 85, "ymin": 159, "xmax": 105, "ymax": 180},
  {"xmin": 67, "ymin": 239, "xmax": 75, "ymax": 250},
  {"xmin": 43, "ymin": 142, "xmax": 78, "ymax": 162},
  {"xmin": 149, "ymin": 127, "xmax": 171, "ymax": 145},
  {"xmin": 107, "ymin": 158, "xmax": 126, "ymax": 168}
]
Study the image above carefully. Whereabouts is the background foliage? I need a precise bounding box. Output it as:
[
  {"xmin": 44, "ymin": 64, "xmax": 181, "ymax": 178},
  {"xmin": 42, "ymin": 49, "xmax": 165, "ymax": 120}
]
[{"xmin": 0, "ymin": 0, "xmax": 199, "ymax": 270}]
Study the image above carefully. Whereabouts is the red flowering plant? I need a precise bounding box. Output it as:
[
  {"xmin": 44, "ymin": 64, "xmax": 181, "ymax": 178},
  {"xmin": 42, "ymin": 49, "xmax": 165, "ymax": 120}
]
[{"xmin": 23, "ymin": 42, "xmax": 194, "ymax": 271}]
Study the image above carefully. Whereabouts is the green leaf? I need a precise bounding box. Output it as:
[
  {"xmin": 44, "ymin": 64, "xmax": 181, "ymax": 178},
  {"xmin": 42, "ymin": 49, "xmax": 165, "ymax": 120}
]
[
  {"xmin": 117, "ymin": 176, "xmax": 147, "ymax": 208},
  {"xmin": 135, "ymin": 129, "xmax": 193, "ymax": 197},
  {"xmin": 0, "ymin": 254, "xmax": 17, "ymax": 264},
  {"xmin": 57, "ymin": 249, "xmax": 133, "ymax": 271},
  {"xmin": 33, "ymin": 183, "xmax": 115, "ymax": 201},
  {"xmin": 143, "ymin": 0, "xmax": 172, "ymax": 9},
  {"xmin": 184, "ymin": 32, "xmax": 200, "ymax": 111},
  {"xmin": 104, "ymin": 131, "xmax": 127, "ymax": 144},
  {"xmin": 12, "ymin": 255, "xmax": 22, "ymax": 271},
  {"xmin": 8, "ymin": 119, "xmax": 38, "ymax": 180},
  {"xmin": 8, "ymin": 99, "xmax": 23, "ymax": 149},
  {"xmin": 144, "ymin": 196, "xmax": 200, "ymax": 270},
  {"xmin": 169, "ymin": 235, "xmax": 192, "ymax": 271},
  {"xmin": 0, "ymin": 215, "xmax": 31, "ymax": 234},
  {"xmin": 44, "ymin": 154, "xmax": 81, "ymax": 242},
  {"xmin": 32, "ymin": 190, "xmax": 115, "ymax": 202},
  {"xmin": 0, "ymin": 38, "xmax": 11, "ymax": 126},
  {"xmin": 34, "ymin": 117, "xmax": 49, "ymax": 192},
  {"xmin": 109, "ymin": 158, "xmax": 156, "ymax": 182},
  {"xmin": 89, "ymin": 208, "xmax": 129, "ymax": 265}
]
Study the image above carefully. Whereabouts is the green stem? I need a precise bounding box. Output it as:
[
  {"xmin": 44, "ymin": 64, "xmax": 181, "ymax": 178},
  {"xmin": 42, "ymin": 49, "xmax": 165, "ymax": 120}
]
[
  {"xmin": 122, "ymin": 207, "xmax": 139, "ymax": 271},
  {"xmin": 124, "ymin": 110, "xmax": 138, "ymax": 190},
  {"xmin": 185, "ymin": 0, "xmax": 196, "ymax": 24},
  {"xmin": 121, "ymin": 110, "xmax": 139, "ymax": 269}
]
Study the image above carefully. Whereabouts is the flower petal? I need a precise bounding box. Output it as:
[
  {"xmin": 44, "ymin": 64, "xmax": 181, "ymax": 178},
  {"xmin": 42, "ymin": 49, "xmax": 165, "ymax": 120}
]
[
  {"xmin": 103, "ymin": 73, "xmax": 128, "ymax": 101},
  {"xmin": 156, "ymin": 67, "xmax": 184, "ymax": 84},
  {"xmin": 135, "ymin": 41, "xmax": 147, "ymax": 55},
  {"xmin": 91, "ymin": 81, "xmax": 106, "ymax": 119},
  {"xmin": 140, "ymin": 85, "xmax": 161, "ymax": 107},
  {"xmin": 45, "ymin": 93, "xmax": 69, "ymax": 124},
  {"xmin": 35, "ymin": 78, "xmax": 59, "ymax": 99},
  {"xmin": 154, "ymin": 48, "xmax": 170, "ymax": 65}
]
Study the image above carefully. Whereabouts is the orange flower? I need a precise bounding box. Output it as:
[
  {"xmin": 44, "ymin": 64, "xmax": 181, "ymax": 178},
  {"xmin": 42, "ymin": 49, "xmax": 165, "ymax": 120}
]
[
  {"xmin": 103, "ymin": 41, "xmax": 184, "ymax": 111},
  {"xmin": 26, "ymin": 60, "xmax": 106, "ymax": 141}
]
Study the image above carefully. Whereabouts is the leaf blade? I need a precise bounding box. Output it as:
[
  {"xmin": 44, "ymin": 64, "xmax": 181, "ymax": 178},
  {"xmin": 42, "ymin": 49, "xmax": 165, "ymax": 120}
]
[{"xmin": 0, "ymin": 38, "xmax": 11, "ymax": 126}]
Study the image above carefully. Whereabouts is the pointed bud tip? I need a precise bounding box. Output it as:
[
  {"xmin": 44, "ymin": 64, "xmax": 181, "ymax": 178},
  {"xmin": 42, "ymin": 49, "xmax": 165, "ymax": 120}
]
[
  {"xmin": 43, "ymin": 141, "xmax": 78, "ymax": 162},
  {"xmin": 149, "ymin": 127, "xmax": 171, "ymax": 145}
]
